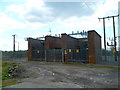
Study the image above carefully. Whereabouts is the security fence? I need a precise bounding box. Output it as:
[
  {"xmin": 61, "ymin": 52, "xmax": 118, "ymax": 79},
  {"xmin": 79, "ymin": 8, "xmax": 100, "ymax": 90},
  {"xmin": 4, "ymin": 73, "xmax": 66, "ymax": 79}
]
[
  {"xmin": 31, "ymin": 49, "xmax": 63, "ymax": 62},
  {"xmin": 31, "ymin": 49, "xmax": 88, "ymax": 63},
  {"xmin": 31, "ymin": 49, "xmax": 119, "ymax": 65},
  {"xmin": 32, "ymin": 49, "xmax": 63, "ymax": 62},
  {"xmin": 45, "ymin": 49, "xmax": 63, "ymax": 62},
  {"xmin": 2, "ymin": 51, "xmax": 27, "ymax": 60},
  {"xmin": 1, "ymin": 49, "xmax": 119, "ymax": 65},
  {"xmin": 98, "ymin": 50, "xmax": 119, "ymax": 65},
  {"xmin": 65, "ymin": 48, "xmax": 88, "ymax": 63},
  {"xmin": 32, "ymin": 49, "xmax": 45, "ymax": 61}
]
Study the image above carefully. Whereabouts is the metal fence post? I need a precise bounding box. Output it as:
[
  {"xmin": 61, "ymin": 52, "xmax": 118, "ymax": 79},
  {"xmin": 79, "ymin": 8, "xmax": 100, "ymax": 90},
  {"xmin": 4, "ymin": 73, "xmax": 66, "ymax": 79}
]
[
  {"xmin": 45, "ymin": 49, "xmax": 46, "ymax": 62},
  {"xmin": 54, "ymin": 49, "xmax": 55, "ymax": 62},
  {"xmin": 62, "ymin": 49, "xmax": 64, "ymax": 63}
]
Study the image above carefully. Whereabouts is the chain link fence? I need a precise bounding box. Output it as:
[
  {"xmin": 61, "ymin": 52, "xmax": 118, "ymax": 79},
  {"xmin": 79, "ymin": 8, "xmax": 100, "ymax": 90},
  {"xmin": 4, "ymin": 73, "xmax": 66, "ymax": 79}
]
[
  {"xmin": 31, "ymin": 49, "xmax": 88, "ymax": 63},
  {"xmin": 32, "ymin": 49, "xmax": 63, "ymax": 62},
  {"xmin": 98, "ymin": 50, "xmax": 119, "ymax": 65},
  {"xmin": 65, "ymin": 48, "xmax": 88, "ymax": 63},
  {"xmin": 2, "ymin": 51, "xmax": 27, "ymax": 61},
  {"xmin": 1, "ymin": 49, "xmax": 119, "ymax": 65}
]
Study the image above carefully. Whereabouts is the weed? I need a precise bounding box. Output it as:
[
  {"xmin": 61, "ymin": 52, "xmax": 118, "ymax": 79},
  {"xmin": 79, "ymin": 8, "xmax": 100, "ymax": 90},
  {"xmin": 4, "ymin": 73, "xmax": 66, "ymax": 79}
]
[
  {"xmin": 2, "ymin": 62, "xmax": 19, "ymax": 80},
  {"xmin": 2, "ymin": 61, "xmax": 22, "ymax": 87}
]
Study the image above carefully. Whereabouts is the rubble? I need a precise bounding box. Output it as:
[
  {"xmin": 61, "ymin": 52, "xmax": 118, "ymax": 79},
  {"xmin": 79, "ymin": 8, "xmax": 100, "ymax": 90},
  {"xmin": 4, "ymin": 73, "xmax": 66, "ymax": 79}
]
[{"xmin": 5, "ymin": 65, "xmax": 25, "ymax": 78}]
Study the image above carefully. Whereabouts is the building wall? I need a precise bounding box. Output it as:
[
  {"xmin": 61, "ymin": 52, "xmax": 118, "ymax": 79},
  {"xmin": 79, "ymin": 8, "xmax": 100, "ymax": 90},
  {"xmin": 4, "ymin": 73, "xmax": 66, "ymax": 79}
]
[
  {"xmin": 45, "ymin": 36, "xmax": 62, "ymax": 49},
  {"xmin": 45, "ymin": 34, "xmax": 81, "ymax": 49},
  {"xmin": 27, "ymin": 30, "xmax": 101, "ymax": 64},
  {"xmin": 88, "ymin": 30, "xmax": 102, "ymax": 64},
  {"xmin": 61, "ymin": 33, "xmax": 88, "ymax": 62},
  {"xmin": 61, "ymin": 33, "xmax": 79, "ymax": 49},
  {"xmin": 27, "ymin": 38, "xmax": 45, "ymax": 60},
  {"xmin": 94, "ymin": 31, "xmax": 102, "ymax": 63},
  {"xmin": 27, "ymin": 38, "xmax": 32, "ymax": 60},
  {"xmin": 78, "ymin": 38, "xmax": 88, "ymax": 49}
]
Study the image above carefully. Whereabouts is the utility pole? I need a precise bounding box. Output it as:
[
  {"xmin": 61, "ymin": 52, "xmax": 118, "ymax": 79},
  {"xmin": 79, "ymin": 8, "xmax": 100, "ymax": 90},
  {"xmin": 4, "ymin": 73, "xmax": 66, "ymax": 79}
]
[
  {"xmin": 12, "ymin": 34, "xmax": 16, "ymax": 52},
  {"xmin": 18, "ymin": 42, "xmax": 19, "ymax": 51},
  {"xmin": 112, "ymin": 16, "xmax": 117, "ymax": 61},
  {"xmin": 98, "ymin": 17, "xmax": 107, "ymax": 61},
  {"xmin": 98, "ymin": 14, "xmax": 119, "ymax": 61}
]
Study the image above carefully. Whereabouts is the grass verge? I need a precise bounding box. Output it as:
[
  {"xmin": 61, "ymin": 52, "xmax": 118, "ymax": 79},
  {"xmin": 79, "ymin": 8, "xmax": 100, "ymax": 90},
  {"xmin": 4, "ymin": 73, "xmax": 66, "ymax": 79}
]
[
  {"xmin": 2, "ymin": 79, "xmax": 21, "ymax": 87},
  {"xmin": 64, "ymin": 62, "xmax": 120, "ymax": 69},
  {"xmin": 2, "ymin": 61, "xmax": 22, "ymax": 87},
  {"xmin": 2, "ymin": 61, "xmax": 19, "ymax": 80}
]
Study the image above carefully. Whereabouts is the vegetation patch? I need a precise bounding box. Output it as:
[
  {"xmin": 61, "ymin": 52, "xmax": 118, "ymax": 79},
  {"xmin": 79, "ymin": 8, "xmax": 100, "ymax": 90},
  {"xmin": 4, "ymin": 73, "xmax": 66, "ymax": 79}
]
[
  {"xmin": 64, "ymin": 62, "xmax": 120, "ymax": 69},
  {"xmin": 2, "ymin": 79, "xmax": 21, "ymax": 87},
  {"xmin": 2, "ymin": 62, "xmax": 19, "ymax": 80},
  {"xmin": 88, "ymin": 65, "xmax": 120, "ymax": 69},
  {"xmin": 2, "ymin": 61, "xmax": 23, "ymax": 87}
]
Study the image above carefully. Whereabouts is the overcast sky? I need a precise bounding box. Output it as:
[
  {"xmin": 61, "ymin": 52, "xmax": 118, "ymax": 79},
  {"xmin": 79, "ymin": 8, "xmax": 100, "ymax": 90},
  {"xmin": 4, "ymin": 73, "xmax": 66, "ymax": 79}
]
[{"xmin": 0, "ymin": 0, "xmax": 119, "ymax": 51}]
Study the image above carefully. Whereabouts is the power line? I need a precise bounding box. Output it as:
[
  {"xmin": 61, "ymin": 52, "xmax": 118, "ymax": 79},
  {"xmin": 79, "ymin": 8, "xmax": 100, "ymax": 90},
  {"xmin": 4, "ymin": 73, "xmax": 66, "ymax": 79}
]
[
  {"xmin": 98, "ymin": 14, "xmax": 119, "ymax": 61},
  {"xmin": 18, "ymin": 42, "xmax": 19, "ymax": 51},
  {"xmin": 81, "ymin": 0, "xmax": 94, "ymax": 14},
  {"xmin": 98, "ymin": 17, "xmax": 107, "ymax": 61}
]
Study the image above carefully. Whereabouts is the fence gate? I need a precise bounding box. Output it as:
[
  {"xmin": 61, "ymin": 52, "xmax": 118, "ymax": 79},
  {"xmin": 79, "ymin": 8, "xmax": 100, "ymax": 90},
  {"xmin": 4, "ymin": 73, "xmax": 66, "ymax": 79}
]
[
  {"xmin": 32, "ymin": 49, "xmax": 63, "ymax": 62},
  {"xmin": 32, "ymin": 49, "xmax": 45, "ymax": 61},
  {"xmin": 45, "ymin": 49, "xmax": 63, "ymax": 62},
  {"xmin": 32, "ymin": 48, "xmax": 88, "ymax": 63},
  {"xmin": 65, "ymin": 48, "xmax": 88, "ymax": 63}
]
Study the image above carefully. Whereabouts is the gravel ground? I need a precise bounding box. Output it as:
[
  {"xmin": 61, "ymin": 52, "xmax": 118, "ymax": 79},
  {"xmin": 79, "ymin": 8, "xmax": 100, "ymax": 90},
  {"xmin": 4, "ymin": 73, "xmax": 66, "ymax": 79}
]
[{"xmin": 3, "ymin": 59, "xmax": 119, "ymax": 88}]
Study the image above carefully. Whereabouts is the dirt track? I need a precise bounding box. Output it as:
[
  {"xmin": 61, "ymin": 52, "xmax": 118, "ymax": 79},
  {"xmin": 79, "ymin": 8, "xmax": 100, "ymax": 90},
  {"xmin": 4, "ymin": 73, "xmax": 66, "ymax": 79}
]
[{"xmin": 4, "ymin": 59, "xmax": 119, "ymax": 88}]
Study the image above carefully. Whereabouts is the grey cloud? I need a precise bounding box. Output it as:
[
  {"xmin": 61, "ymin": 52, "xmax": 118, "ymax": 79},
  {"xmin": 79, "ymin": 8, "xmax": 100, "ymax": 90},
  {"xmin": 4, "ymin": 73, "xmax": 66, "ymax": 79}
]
[
  {"xmin": 45, "ymin": 2, "xmax": 95, "ymax": 18},
  {"xmin": 24, "ymin": 7, "xmax": 54, "ymax": 23},
  {"xmin": 24, "ymin": 2, "xmax": 97, "ymax": 23}
]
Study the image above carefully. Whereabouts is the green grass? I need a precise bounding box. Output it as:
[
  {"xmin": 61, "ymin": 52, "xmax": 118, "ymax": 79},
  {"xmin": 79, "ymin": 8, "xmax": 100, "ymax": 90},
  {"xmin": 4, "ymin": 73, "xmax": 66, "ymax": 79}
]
[
  {"xmin": 2, "ymin": 61, "xmax": 21, "ymax": 87},
  {"xmin": 87, "ymin": 65, "xmax": 120, "ymax": 69},
  {"xmin": 2, "ymin": 62, "xmax": 19, "ymax": 80},
  {"xmin": 64, "ymin": 62, "xmax": 120, "ymax": 69},
  {"xmin": 2, "ymin": 79, "xmax": 21, "ymax": 87}
]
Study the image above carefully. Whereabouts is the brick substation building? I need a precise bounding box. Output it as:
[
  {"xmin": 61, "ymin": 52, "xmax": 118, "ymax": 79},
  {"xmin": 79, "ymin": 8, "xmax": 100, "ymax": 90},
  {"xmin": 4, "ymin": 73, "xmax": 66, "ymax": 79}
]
[{"xmin": 27, "ymin": 30, "xmax": 102, "ymax": 64}]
